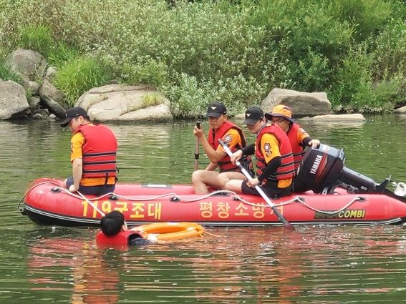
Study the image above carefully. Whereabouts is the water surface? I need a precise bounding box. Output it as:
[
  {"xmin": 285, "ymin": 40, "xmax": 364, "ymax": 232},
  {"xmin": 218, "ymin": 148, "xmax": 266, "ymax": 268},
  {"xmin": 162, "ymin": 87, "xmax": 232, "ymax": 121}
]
[{"xmin": 1, "ymin": 115, "xmax": 406, "ymax": 303}]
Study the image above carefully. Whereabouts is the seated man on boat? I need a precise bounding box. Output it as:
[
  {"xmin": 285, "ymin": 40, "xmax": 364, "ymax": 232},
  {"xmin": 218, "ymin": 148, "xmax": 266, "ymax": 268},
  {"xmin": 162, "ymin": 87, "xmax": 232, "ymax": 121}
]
[
  {"xmin": 192, "ymin": 102, "xmax": 252, "ymax": 194},
  {"xmin": 266, "ymin": 105, "xmax": 320, "ymax": 172},
  {"xmin": 265, "ymin": 104, "xmax": 320, "ymax": 192},
  {"xmin": 60, "ymin": 107, "xmax": 118, "ymax": 196},
  {"xmin": 225, "ymin": 106, "xmax": 295, "ymax": 198}
]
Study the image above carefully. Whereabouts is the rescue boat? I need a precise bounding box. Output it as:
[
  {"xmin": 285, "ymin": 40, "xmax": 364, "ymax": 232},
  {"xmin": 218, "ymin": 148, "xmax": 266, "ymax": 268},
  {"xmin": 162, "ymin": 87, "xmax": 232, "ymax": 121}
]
[{"xmin": 20, "ymin": 144, "xmax": 406, "ymax": 227}]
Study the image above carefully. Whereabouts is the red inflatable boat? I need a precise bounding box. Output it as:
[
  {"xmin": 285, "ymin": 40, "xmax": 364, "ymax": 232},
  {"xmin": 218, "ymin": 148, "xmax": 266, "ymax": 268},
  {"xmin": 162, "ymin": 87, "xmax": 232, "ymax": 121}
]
[
  {"xmin": 19, "ymin": 177, "xmax": 406, "ymax": 227},
  {"xmin": 20, "ymin": 145, "xmax": 406, "ymax": 227}
]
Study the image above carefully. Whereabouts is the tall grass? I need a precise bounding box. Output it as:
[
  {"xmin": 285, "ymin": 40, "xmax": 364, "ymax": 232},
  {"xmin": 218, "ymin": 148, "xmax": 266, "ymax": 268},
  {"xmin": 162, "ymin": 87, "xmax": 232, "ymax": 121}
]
[
  {"xmin": 0, "ymin": 61, "xmax": 21, "ymax": 83},
  {"xmin": 19, "ymin": 25, "xmax": 53, "ymax": 57},
  {"xmin": 54, "ymin": 56, "xmax": 111, "ymax": 106}
]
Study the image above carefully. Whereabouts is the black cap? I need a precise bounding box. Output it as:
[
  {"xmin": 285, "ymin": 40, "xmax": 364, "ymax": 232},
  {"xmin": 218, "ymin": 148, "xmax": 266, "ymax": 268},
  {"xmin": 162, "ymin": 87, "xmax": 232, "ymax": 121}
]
[
  {"xmin": 59, "ymin": 107, "xmax": 88, "ymax": 127},
  {"xmin": 243, "ymin": 106, "xmax": 264, "ymax": 125},
  {"xmin": 206, "ymin": 102, "xmax": 227, "ymax": 118}
]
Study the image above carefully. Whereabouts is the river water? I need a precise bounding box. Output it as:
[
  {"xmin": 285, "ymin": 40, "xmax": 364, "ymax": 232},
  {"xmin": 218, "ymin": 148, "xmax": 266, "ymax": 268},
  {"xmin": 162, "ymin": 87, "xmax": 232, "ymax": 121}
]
[{"xmin": 1, "ymin": 115, "xmax": 406, "ymax": 303}]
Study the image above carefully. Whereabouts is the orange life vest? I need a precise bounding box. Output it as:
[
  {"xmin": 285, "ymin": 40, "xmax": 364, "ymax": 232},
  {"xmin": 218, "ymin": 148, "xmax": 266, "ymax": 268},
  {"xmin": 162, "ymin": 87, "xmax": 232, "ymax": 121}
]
[
  {"xmin": 287, "ymin": 123, "xmax": 305, "ymax": 171},
  {"xmin": 255, "ymin": 124, "xmax": 295, "ymax": 182},
  {"xmin": 207, "ymin": 121, "xmax": 251, "ymax": 172},
  {"xmin": 77, "ymin": 124, "xmax": 118, "ymax": 179}
]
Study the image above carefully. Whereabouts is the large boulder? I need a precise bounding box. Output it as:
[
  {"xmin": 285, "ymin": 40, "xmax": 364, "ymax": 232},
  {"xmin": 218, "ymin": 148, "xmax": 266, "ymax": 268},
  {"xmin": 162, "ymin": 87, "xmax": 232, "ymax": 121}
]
[
  {"xmin": 261, "ymin": 88, "xmax": 331, "ymax": 116},
  {"xmin": 394, "ymin": 106, "xmax": 406, "ymax": 114},
  {"xmin": 75, "ymin": 84, "xmax": 173, "ymax": 122},
  {"xmin": 39, "ymin": 79, "xmax": 66, "ymax": 117},
  {"xmin": 5, "ymin": 49, "xmax": 47, "ymax": 82},
  {"xmin": 300, "ymin": 114, "xmax": 366, "ymax": 123},
  {"xmin": 0, "ymin": 79, "xmax": 30, "ymax": 119}
]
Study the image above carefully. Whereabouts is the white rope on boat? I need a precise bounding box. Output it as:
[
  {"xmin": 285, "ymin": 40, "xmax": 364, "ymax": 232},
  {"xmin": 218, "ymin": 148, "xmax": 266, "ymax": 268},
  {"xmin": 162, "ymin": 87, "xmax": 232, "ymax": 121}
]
[
  {"xmin": 292, "ymin": 196, "xmax": 364, "ymax": 215},
  {"xmin": 18, "ymin": 180, "xmax": 365, "ymax": 217}
]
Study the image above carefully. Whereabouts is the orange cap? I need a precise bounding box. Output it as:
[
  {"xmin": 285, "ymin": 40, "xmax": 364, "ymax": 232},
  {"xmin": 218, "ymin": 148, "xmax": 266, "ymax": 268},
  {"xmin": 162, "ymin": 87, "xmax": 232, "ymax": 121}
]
[{"xmin": 265, "ymin": 105, "xmax": 294, "ymax": 122}]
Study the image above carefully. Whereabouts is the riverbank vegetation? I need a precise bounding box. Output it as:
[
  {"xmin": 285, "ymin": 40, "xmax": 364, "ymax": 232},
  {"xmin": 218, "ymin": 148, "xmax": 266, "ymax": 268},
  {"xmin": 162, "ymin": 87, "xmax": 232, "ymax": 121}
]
[{"xmin": 1, "ymin": 0, "xmax": 406, "ymax": 117}]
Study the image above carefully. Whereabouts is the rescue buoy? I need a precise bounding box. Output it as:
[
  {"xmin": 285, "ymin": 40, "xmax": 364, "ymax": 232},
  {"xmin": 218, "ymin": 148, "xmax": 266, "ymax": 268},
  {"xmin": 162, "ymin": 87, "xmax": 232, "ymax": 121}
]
[{"xmin": 137, "ymin": 222, "xmax": 204, "ymax": 242}]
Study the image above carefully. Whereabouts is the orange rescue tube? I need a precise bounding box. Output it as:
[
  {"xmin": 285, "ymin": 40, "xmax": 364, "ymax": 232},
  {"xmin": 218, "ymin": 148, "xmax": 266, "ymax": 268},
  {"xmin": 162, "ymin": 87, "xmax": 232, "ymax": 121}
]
[{"xmin": 137, "ymin": 222, "xmax": 204, "ymax": 242}]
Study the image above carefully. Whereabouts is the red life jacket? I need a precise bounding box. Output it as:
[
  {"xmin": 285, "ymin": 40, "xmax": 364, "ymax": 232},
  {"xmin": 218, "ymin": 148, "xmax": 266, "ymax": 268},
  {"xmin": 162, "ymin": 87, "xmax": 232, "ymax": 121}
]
[
  {"xmin": 96, "ymin": 230, "xmax": 141, "ymax": 249},
  {"xmin": 77, "ymin": 124, "xmax": 118, "ymax": 179},
  {"xmin": 207, "ymin": 121, "xmax": 251, "ymax": 172},
  {"xmin": 287, "ymin": 123, "xmax": 305, "ymax": 171},
  {"xmin": 255, "ymin": 124, "xmax": 295, "ymax": 181}
]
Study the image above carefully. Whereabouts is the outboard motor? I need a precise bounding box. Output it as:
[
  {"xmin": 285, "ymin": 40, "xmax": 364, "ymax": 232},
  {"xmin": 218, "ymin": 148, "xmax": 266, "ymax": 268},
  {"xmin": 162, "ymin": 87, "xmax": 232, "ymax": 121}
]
[{"xmin": 295, "ymin": 144, "xmax": 389, "ymax": 194}]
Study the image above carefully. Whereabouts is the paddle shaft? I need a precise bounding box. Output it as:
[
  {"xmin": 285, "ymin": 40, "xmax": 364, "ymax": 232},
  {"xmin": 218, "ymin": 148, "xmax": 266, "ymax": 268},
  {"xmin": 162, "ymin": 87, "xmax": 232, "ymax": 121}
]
[
  {"xmin": 218, "ymin": 139, "xmax": 295, "ymax": 231},
  {"xmin": 194, "ymin": 121, "xmax": 201, "ymax": 171}
]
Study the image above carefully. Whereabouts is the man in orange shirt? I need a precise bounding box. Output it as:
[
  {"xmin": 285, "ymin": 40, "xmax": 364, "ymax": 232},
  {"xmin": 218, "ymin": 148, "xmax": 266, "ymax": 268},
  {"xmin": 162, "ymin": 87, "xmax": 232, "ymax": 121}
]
[
  {"xmin": 265, "ymin": 105, "xmax": 320, "ymax": 172},
  {"xmin": 60, "ymin": 107, "xmax": 118, "ymax": 195},
  {"xmin": 192, "ymin": 102, "xmax": 251, "ymax": 194},
  {"xmin": 225, "ymin": 107, "xmax": 295, "ymax": 198}
]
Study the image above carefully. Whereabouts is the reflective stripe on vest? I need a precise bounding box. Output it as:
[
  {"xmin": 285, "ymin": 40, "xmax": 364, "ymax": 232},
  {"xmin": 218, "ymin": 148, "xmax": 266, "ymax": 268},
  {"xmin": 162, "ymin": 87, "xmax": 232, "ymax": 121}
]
[
  {"xmin": 255, "ymin": 124, "xmax": 295, "ymax": 181},
  {"xmin": 287, "ymin": 123, "xmax": 305, "ymax": 171},
  {"xmin": 77, "ymin": 124, "xmax": 118, "ymax": 178},
  {"xmin": 207, "ymin": 121, "xmax": 250, "ymax": 173}
]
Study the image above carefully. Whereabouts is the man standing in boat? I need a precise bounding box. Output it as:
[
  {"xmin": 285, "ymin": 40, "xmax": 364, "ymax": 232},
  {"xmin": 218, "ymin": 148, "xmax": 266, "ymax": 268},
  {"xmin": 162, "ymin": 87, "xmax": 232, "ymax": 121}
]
[
  {"xmin": 192, "ymin": 102, "xmax": 251, "ymax": 194},
  {"xmin": 225, "ymin": 106, "xmax": 295, "ymax": 198},
  {"xmin": 60, "ymin": 107, "xmax": 118, "ymax": 195}
]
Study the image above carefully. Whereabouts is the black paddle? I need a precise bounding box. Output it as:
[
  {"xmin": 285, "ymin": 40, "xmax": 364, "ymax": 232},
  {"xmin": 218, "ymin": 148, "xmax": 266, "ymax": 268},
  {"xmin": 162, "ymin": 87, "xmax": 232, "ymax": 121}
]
[
  {"xmin": 218, "ymin": 139, "xmax": 295, "ymax": 231},
  {"xmin": 194, "ymin": 121, "xmax": 201, "ymax": 171}
]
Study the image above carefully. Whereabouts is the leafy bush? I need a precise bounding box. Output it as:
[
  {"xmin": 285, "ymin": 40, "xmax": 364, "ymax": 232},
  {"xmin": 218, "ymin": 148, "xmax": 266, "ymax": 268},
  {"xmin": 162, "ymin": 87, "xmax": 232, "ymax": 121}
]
[
  {"xmin": 373, "ymin": 20, "xmax": 406, "ymax": 79},
  {"xmin": 330, "ymin": 45, "xmax": 402, "ymax": 112},
  {"xmin": 164, "ymin": 73, "xmax": 214, "ymax": 118},
  {"xmin": 120, "ymin": 58, "xmax": 169, "ymax": 88},
  {"xmin": 1, "ymin": 0, "xmax": 406, "ymax": 115}
]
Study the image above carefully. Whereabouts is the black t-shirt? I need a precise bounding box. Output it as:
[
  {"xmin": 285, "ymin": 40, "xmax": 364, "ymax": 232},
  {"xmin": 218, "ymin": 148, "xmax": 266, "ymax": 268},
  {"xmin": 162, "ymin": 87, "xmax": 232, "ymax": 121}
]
[{"xmin": 128, "ymin": 233, "xmax": 151, "ymax": 246}]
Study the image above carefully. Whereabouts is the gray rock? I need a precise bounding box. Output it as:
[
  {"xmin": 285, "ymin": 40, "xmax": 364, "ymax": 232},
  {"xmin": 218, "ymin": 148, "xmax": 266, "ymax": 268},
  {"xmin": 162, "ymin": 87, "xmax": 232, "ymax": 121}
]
[
  {"xmin": 39, "ymin": 79, "xmax": 66, "ymax": 117},
  {"xmin": 76, "ymin": 84, "xmax": 173, "ymax": 122},
  {"xmin": 44, "ymin": 66, "xmax": 58, "ymax": 80},
  {"xmin": 5, "ymin": 49, "xmax": 47, "ymax": 82},
  {"xmin": 0, "ymin": 79, "xmax": 30, "ymax": 119},
  {"xmin": 32, "ymin": 112, "xmax": 47, "ymax": 120},
  {"xmin": 28, "ymin": 96, "xmax": 41, "ymax": 112},
  {"xmin": 300, "ymin": 114, "xmax": 366, "ymax": 123},
  {"xmin": 28, "ymin": 81, "xmax": 40, "ymax": 95},
  {"xmin": 261, "ymin": 88, "xmax": 331, "ymax": 116},
  {"xmin": 394, "ymin": 106, "xmax": 406, "ymax": 114}
]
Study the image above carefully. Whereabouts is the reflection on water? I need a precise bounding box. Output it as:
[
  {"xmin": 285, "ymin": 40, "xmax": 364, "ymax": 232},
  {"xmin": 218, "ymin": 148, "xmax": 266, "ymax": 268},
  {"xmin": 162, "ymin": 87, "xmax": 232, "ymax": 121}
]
[
  {"xmin": 28, "ymin": 235, "xmax": 120, "ymax": 303},
  {"xmin": 1, "ymin": 116, "xmax": 406, "ymax": 303},
  {"xmin": 19, "ymin": 226, "xmax": 406, "ymax": 303}
]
